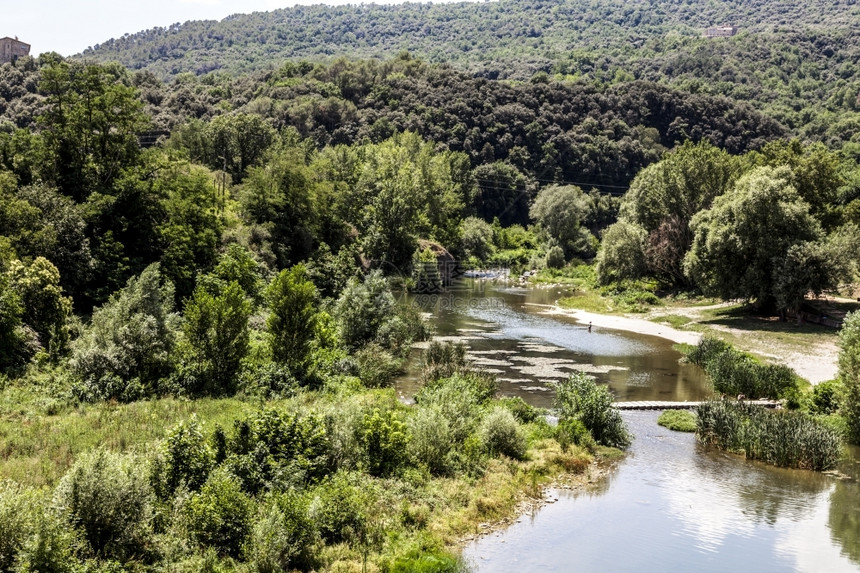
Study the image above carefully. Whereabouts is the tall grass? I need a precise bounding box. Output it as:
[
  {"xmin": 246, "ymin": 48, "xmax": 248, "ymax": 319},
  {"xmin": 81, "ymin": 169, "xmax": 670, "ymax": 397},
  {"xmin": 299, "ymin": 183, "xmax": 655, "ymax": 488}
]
[{"xmin": 696, "ymin": 401, "xmax": 842, "ymax": 471}]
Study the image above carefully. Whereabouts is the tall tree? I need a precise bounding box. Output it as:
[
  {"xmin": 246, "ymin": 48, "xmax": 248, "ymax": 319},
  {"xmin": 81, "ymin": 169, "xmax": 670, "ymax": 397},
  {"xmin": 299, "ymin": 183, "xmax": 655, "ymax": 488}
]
[{"xmin": 266, "ymin": 264, "xmax": 317, "ymax": 368}]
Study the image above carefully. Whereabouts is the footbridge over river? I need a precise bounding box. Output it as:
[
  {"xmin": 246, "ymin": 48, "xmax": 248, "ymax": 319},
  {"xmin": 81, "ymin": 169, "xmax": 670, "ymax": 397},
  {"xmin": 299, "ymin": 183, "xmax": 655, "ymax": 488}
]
[{"xmin": 613, "ymin": 400, "xmax": 780, "ymax": 411}]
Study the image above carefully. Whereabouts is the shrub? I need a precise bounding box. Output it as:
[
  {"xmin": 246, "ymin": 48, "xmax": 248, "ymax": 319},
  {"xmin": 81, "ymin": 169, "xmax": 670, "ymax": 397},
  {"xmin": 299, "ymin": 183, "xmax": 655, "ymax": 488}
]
[
  {"xmin": 0, "ymin": 480, "xmax": 34, "ymax": 570},
  {"xmin": 54, "ymin": 448, "xmax": 154, "ymax": 560},
  {"xmin": 309, "ymin": 473, "xmax": 367, "ymax": 544},
  {"xmin": 479, "ymin": 407, "xmax": 527, "ymax": 459},
  {"xmin": 248, "ymin": 491, "xmax": 316, "ymax": 573},
  {"xmin": 545, "ymin": 245, "xmax": 566, "ymax": 269},
  {"xmin": 184, "ymin": 469, "xmax": 254, "ymax": 558},
  {"xmin": 657, "ymin": 410, "xmax": 697, "ymax": 432},
  {"xmin": 16, "ymin": 505, "xmax": 78, "ymax": 573},
  {"xmin": 333, "ymin": 271, "xmax": 395, "ymax": 350},
  {"xmin": 810, "ymin": 379, "xmax": 843, "ymax": 415},
  {"xmin": 355, "ymin": 343, "xmax": 401, "ymax": 388},
  {"xmin": 408, "ymin": 406, "xmax": 455, "ymax": 476},
  {"xmin": 685, "ymin": 337, "xmax": 799, "ymax": 399},
  {"xmin": 555, "ymin": 418, "xmax": 597, "ymax": 452},
  {"xmin": 162, "ymin": 416, "xmax": 215, "ymax": 496},
  {"xmin": 497, "ymin": 396, "xmax": 540, "ymax": 424},
  {"xmin": 266, "ymin": 264, "xmax": 317, "ymax": 369},
  {"xmin": 421, "ymin": 341, "xmax": 467, "ymax": 384},
  {"xmin": 554, "ymin": 372, "xmax": 630, "ymax": 449},
  {"xmin": 361, "ymin": 408, "xmax": 410, "ymax": 477}
]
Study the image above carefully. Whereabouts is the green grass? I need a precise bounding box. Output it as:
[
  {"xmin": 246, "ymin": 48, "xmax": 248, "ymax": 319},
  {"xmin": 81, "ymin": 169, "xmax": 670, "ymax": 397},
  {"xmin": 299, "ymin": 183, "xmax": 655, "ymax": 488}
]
[
  {"xmin": 657, "ymin": 410, "xmax": 697, "ymax": 432},
  {"xmin": 557, "ymin": 290, "xmax": 613, "ymax": 313},
  {"xmin": 649, "ymin": 315, "xmax": 692, "ymax": 329},
  {"xmin": 0, "ymin": 393, "xmax": 258, "ymax": 488}
]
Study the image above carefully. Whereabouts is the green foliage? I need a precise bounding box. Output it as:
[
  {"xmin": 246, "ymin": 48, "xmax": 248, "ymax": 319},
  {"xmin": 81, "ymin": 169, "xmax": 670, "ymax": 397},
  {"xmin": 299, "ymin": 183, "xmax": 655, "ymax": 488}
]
[
  {"xmin": 459, "ymin": 216, "xmax": 495, "ymax": 262},
  {"xmin": 361, "ymin": 408, "xmax": 409, "ymax": 477},
  {"xmin": 309, "ymin": 472, "xmax": 367, "ymax": 544},
  {"xmin": 266, "ymin": 264, "xmax": 317, "ymax": 369},
  {"xmin": 684, "ymin": 166, "xmax": 822, "ymax": 310},
  {"xmin": 182, "ymin": 281, "xmax": 251, "ymax": 395},
  {"xmin": 809, "ymin": 379, "xmax": 843, "ymax": 416},
  {"xmin": 838, "ymin": 311, "xmax": 860, "ymax": 443},
  {"xmin": 530, "ymin": 185, "xmax": 591, "ymax": 259},
  {"xmin": 354, "ymin": 344, "xmax": 400, "ymax": 389},
  {"xmin": 544, "ymin": 245, "xmax": 566, "ymax": 269},
  {"xmin": 6, "ymin": 257, "xmax": 72, "ymax": 357},
  {"xmin": 684, "ymin": 337, "xmax": 798, "ymax": 399},
  {"xmin": 657, "ymin": 410, "xmax": 697, "ymax": 432},
  {"xmin": 15, "ymin": 503, "xmax": 78, "ymax": 573},
  {"xmin": 0, "ymin": 480, "xmax": 35, "ymax": 571},
  {"xmin": 479, "ymin": 407, "xmax": 527, "ymax": 460},
  {"xmin": 53, "ymin": 448, "xmax": 153, "ymax": 560},
  {"xmin": 554, "ymin": 372, "xmax": 630, "ymax": 449},
  {"xmin": 496, "ymin": 396, "xmax": 539, "ymax": 424},
  {"xmin": 595, "ymin": 221, "xmax": 648, "ymax": 285},
  {"xmin": 421, "ymin": 341, "xmax": 467, "ymax": 384},
  {"xmin": 70, "ymin": 264, "xmax": 179, "ymax": 401},
  {"xmin": 333, "ymin": 271, "xmax": 397, "ymax": 350},
  {"xmin": 554, "ymin": 418, "xmax": 597, "ymax": 453},
  {"xmin": 162, "ymin": 416, "xmax": 215, "ymax": 496},
  {"xmin": 0, "ymin": 272, "xmax": 33, "ymax": 374},
  {"xmin": 696, "ymin": 401, "xmax": 842, "ymax": 471},
  {"xmin": 389, "ymin": 549, "xmax": 465, "ymax": 573},
  {"xmin": 248, "ymin": 491, "xmax": 316, "ymax": 573},
  {"xmin": 184, "ymin": 468, "xmax": 254, "ymax": 558}
]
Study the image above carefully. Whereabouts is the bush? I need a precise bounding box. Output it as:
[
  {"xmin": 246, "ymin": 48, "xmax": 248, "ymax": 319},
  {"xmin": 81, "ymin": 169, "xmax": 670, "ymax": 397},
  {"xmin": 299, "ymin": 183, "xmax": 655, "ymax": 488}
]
[
  {"xmin": 16, "ymin": 505, "xmax": 78, "ymax": 573},
  {"xmin": 248, "ymin": 491, "xmax": 316, "ymax": 573},
  {"xmin": 555, "ymin": 418, "xmax": 597, "ymax": 452},
  {"xmin": 696, "ymin": 401, "xmax": 842, "ymax": 471},
  {"xmin": 162, "ymin": 416, "xmax": 215, "ymax": 496},
  {"xmin": 497, "ymin": 396, "xmax": 540, "ymax": 423},
  {"xmin": 53, "ymin": 448, "xmax": 154, "ymax": 560},
  {"xmin": 554, "ymin": 372, "xmax": 630, "ymax": 449},
  {"xmin": 0, "ymin": 480, "xmax": 34, "ymax": 570},
  {"xmin": 184, "ymin": 469, "xmax": 254, "ymax": 558},
  {"xmin": 657, "ymin": 410, "xmax": 697, "ymax": 432},
  {"xmin": 355, "ymin": 343, "xmax": 401, "ymax": 388},
  {"xmin": 309, "ymin": 473, "xmax": 367, "ymax": 544},
  {"xmin": 361, "ymin": 408, "xmax": 410, "ymax": 477},
  {"xmin": 421, "ymin": 341, "xmax": 467, "ymax": 384},
  {"xmin": 545, "ymin": 245, "xmax": 566, "ymax": 269},
  {"xmin": 479, "ymin": 407, "xmax": 527, "ymax": 459},
  {"xmin": 810, "ymin": 379, "xmax": 843, "ymax": 415},
  {"xmin": 685, "ymin": 337, "xmax": 799, "ymax": 399}
]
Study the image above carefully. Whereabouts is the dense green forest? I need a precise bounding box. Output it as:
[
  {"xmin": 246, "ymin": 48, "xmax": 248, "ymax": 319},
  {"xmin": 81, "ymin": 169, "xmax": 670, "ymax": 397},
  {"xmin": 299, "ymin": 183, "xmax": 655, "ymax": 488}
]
[
  {"xmin": 1, "ymin": 0, "xmax": 860, "ymax": 569},
  {"xmin": 76, "ymin": 0, "xmax": 860, "ymax": 142}
]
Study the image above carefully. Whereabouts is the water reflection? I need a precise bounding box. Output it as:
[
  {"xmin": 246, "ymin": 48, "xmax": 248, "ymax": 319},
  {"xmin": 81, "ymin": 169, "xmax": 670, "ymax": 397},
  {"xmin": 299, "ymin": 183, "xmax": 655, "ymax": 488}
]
[{"xmin": 464, "ymin": 412, "xmax": 860, "ymax": 572}]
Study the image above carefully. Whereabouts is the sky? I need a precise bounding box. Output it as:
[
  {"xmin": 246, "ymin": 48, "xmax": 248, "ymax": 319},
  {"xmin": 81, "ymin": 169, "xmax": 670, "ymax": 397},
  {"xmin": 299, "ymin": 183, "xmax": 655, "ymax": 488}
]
[{"xmin": 4, "ymin": 0, "xmax": 468, "ymax": 58}]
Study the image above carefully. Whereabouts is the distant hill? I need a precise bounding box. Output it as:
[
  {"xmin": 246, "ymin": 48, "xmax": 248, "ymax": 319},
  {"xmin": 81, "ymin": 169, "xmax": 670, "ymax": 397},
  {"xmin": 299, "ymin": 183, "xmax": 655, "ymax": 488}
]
[{"xmin": 77, "ymin": 0, "xmax": 860, "ymax": 141}]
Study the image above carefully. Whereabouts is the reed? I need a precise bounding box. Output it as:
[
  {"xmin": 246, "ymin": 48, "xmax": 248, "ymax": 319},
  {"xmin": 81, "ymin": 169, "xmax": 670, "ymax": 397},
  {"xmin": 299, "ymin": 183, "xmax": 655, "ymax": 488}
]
[{"xmin": 696, "ymin": 401, "xmax": 842, "ymax": 471}]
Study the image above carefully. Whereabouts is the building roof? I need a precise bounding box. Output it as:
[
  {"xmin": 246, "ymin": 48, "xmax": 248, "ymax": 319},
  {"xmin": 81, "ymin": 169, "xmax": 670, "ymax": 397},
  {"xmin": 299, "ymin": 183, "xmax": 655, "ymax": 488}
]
[{"xmin": 0, "ymin": 37, "xmax": 31, "ymax": 48}]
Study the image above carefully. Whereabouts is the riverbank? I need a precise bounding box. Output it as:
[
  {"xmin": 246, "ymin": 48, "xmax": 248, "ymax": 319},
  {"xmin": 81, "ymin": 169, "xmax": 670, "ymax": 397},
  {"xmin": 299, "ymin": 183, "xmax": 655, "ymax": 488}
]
[{"xmin": 537, "ymin": 302, "xmax": 839, "ymax": 384}]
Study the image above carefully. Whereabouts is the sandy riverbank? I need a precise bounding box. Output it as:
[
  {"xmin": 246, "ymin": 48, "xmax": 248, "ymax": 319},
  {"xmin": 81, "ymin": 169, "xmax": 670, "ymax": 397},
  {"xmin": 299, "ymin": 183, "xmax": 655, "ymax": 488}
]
[{"xmin": 536, "ymin": 304, "xmax": 838, "ymax": 384}]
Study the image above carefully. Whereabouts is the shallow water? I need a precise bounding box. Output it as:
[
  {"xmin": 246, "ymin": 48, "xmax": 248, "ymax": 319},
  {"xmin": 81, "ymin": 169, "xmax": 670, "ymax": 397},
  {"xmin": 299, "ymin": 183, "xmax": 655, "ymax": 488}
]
[
  {"xmin": 396, "ymin": 281, "xmax": 860, "ymax": 572},
  {"xmin": 397, "ymin": 282, "xmax": 708, "ymax": 407}
]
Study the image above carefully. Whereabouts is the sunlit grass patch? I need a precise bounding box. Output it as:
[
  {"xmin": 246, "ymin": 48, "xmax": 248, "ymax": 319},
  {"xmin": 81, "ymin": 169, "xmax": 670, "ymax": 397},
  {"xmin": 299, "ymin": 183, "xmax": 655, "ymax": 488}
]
[{"xmin": 657, "ymin": 410, "xmax": 697, "ymax": 432}]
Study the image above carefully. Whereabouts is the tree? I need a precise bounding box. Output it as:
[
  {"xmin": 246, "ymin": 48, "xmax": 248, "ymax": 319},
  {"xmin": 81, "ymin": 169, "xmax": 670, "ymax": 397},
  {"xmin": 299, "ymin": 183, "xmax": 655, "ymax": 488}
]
[
  {"xmin": 684, "ymin": 166, "xmax": 822, "ymax": 311},
  {"xmin": 266, "ymin": 264, "xmax": 317, "ymax": 368},
  {"xmin": 839, "ymin": 312, "xmax": 860, "ymax": 443},
  {"xmin": 70, "ymin": 263, "xmax": 179, "ymax": 401},
  {"xmin": 206, "ymin": 112, "xmax": 277, "ymax": 182},
  {"xmin": 471, "ymin": 161, "xmax": 533, "ymax": 226},
  {"xmin": 459, "ymin": 216, "xmax": 494, "ymax": 262},
  {"xmin": 619, "ymin": 140, "xmax": 742, "ymax": 285},
  {"xmin": 554, "ymin": 372, "xmax": 630, "ymax": 449},
  {"xmin": 529, "ymin": 184, "xmax": 592, "ymax": 259},
  {"xmin": 0, "ymin": 272, "xmax": 31, "ymax": 373},
  {"xmin": 6, "ymin": 257, "xmax": 72, "ymax": 356},
  {"xmin": 595, "ymin": 221, "xmax": 648, "ymax": 284},
  {"xmin": 182, "ymin": 280, "xmax": 252, "ymax": 394},
  {"xmin": 333, "ymin": 271, "xmax": 395, "ymax": 350}
]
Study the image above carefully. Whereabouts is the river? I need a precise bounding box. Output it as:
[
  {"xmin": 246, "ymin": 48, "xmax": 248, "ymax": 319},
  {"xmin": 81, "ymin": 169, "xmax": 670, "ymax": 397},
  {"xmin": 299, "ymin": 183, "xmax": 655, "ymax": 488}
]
[{"xmin": 395, "ymin": 281, "xmax": 860, "ymax": 572}]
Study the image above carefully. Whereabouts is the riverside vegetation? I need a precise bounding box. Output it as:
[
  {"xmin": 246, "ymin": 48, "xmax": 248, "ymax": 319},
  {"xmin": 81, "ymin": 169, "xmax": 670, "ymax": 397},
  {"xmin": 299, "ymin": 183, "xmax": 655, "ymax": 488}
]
[{"xmin": 2, "ymin": 0, "xmax": 860, "ymax": 568}]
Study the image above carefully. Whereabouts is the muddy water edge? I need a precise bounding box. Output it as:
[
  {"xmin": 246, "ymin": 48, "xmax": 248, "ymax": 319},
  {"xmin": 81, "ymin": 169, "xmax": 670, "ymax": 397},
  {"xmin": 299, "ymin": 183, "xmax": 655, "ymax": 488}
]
[{"xmin": 394, "ymin": 281, "xmax": 860, "ymax": 572}]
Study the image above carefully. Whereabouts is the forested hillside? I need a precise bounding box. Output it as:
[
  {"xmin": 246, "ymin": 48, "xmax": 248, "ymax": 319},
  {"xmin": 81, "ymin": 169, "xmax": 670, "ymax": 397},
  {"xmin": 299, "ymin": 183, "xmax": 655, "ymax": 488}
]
[{"xmin": 76, "ymin": 0, "xmax": 860, "ymax": 141}]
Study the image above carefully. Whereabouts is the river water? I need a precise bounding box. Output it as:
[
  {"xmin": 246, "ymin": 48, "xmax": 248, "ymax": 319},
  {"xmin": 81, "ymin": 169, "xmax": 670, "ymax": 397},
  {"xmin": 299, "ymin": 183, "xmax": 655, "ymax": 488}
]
[{"xmin": 395, "ymin": 281, "xmax": 860, "ymax": 572}]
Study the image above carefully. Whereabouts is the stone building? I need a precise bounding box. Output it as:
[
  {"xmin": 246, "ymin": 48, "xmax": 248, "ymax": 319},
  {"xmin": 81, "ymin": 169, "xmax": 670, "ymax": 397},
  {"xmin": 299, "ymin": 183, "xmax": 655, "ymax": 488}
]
[
  {"xmin": 705, "ymin": 25, "xmax": 738, "ymax": 38},
  {"xmin": 0, "ymin": 37, "xmax": 30, "ymax": 64}
]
